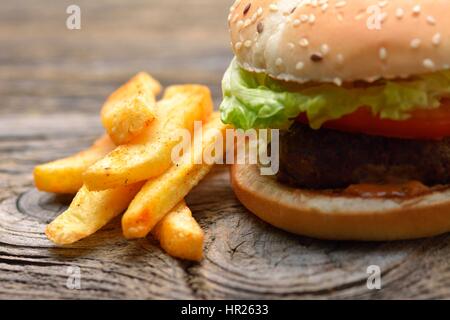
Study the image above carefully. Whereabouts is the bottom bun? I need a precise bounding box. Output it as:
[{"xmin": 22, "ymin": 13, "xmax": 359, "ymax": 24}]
[{"xmin": 231, "ymin": 163, "xmax": 450, "ymax": 241}]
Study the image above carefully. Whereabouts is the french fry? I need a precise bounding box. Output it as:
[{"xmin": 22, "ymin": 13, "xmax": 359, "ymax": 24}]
[
  {"xmin": 34, "ymin": 74, "xmax": 160, "ymax": 194},
  {"xmin": 161, "ymin": 84, "xmax": 215, "ymax": 122},
  {"xmin": 122, "ymin": 113, "xmax": 230, "ymax": 239},
  {"xmin": 107, "ymin": 72, "xmax": 161, "ymax": 102},
  {"xmin": 101, "ymin": 72, "xmax": 162, "ymax": 145},
  {"xmin": 45, "ymin": 183, "xmax": 143, "ymax": 245},
  {"xmin": 152, "ymin": 200, "xmax": 204, "ymax": 261},
  {"xmin": 33, "ymin": 135, "xmax": 115, "ymax": 194},
  {"xmin": 83, "ymin": 85, "xmax": 213, "ymax": 191}
]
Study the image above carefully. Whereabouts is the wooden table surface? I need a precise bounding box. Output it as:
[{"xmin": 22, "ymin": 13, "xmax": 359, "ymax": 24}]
[{"xmin": 1, "ymin": 0, "xmax": 450, "ymax": 300}]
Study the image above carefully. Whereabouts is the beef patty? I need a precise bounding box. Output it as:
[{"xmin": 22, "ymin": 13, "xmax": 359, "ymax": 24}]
[{"xmin": 277, "ymin": 123, "xmax": 450, "ymax": 189}]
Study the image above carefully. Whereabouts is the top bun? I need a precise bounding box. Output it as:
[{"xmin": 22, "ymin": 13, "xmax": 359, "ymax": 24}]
[{"xmin": 228, "ymin": 0, "xmax": 450, "ymax": 84}]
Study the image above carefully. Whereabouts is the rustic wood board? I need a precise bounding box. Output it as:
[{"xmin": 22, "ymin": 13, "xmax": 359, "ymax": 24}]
[{"xmin": 1, "ymin": 0, "xmax": 450, "ymax": 299}]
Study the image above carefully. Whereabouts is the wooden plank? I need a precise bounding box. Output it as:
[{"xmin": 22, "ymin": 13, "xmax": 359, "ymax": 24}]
[
  {"xmin": 2, "ymin": 114, "xmax": 450, "ymax": 299},
  {"xmin": 1, "ymin": 0, "xmax": 450, "ymax": 299},
  {"xmin": 0, "ymin": 0, "xmax": 232, "ymax": 115}
]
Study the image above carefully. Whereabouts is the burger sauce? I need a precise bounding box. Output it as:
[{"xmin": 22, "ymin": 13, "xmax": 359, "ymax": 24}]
[{"xmin": 343, "ymin": 181, "xmax": 431, "ymax": 199}]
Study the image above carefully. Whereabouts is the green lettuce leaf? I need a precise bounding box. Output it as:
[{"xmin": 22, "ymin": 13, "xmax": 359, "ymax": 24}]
[{"xmin": 220, "ymin": 59, "xmax": 450, "ymax": 130}]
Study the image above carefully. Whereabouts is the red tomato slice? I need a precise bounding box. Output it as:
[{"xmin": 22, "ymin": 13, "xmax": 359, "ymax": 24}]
[{"xmin": 297, "ymin": 99, "xmax": 450, "ymax": 140}]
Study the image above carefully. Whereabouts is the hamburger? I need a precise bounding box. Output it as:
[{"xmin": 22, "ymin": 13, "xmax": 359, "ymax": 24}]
[{"xmin": 220, "ymin": 0, "xmax": 450, "ymax": 240}]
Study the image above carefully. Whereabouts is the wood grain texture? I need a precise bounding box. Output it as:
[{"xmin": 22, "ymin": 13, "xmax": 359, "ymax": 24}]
[{"xmin": 1, "ymin": 0, "xmax": 450, "ymax": 299}]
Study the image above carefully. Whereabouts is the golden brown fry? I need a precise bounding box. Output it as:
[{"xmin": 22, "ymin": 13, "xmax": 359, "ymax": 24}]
[
  {"xmin": 83, "ymin": 85, "xmax": 213, "ymax": 191},
  {"xmin": 33, "ymin": 135, "xmax": 115, "ymax": 194},
  {"xmin": 45, "ymin": 183, "xmax": 143, "ymax": 245},
  {"xmin": 152, "ymin": 200, "xmax": 204, "ymax": 261},
  {"xmin": 122, "ymin": 113, "xmax": 230, "ymax": 239},
  {"xmin": 107, "ymin": 72, "xmax": 161, "ymax": 102},
  {"xmin": 101, "ymin": 72, "xmax": 162, "ymax": 145},
  {"xmin": 161, "ymin": 85, "xmax": 215, "ymax": 123}
]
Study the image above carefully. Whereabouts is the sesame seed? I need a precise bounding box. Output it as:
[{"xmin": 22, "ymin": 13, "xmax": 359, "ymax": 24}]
[
  {"xmin": 337, "ymin": 13, "xmax": 344, "ymax": 22},
  {"xmin": 299, "ymin": 38, "xmax": 309, "ymax": 47},
  {"xmin": 309, "ymin": 14, "xmax": 316, "ymax": 24},
  {"xmin": 269, "ymin": 4, "xmax": 278, "ymax": 12},
  {"xmin": 336, "ymin": 54, "xmax": 344, "ymax": 64},
  {"xmin": 379, "ymin": 47, "xmax": 387, "ymax": 60},
  {"xmin": 321, "ymin": 44, "xmax": 330, "ymax": 55},
  {"xmin": 333, "ymin": 78, "xmax": 343, "ymax": 86},
  {"xmin": 275, "ymin": 58, "xmax": 283, "ymax": 67},
  {"xmin": 355, "ymin": 12, "xmax": 365, "ymax": 21},
  {"xmin": 244, "ymin": 40, "xmax": 252, "ymax": 48},
  {"xmin": 432, "ymin": 33, "xmax": 441, "ymax": 46},
  {"xmin": 257, "ymin": 22, "xmax": 264, "ymax": 33},
  {"xmin": 426, "ymin": 15, "xmax": 436, "ymax": 25},
  {"xmin": 235, "ymin": 42, "xmax": 243, "ymax": 51},
  {"xmin": 378, "ymin": 1, "xmax": 388, "ymax": 8},
  {"xmin": 410, "ymin": 38, "xmax": 421, "ymax": 49},
  {"xmin": 290, "ymin": 6, "xmax": 297, "ymax": 14},
  {"xmin": 236, "ymin": 20, "xmax": 244, "ymax": 29},
  {"xmin": 423, "ymin": 59, "xmax": 435, "ymax": 69},
  {"xmin": 300, "ymin": 14, "xmax": 309, "ymax": 22},
  {"xmin": 243, "ymin": 3, "xmax": 251, "ymax": 16},
  {"xmin": 335, "ymin": 1, "xmax": 347, "ymax": 8},
  {"xmin": 257, "ymin": 7, "xmax": 263, "ymax": 17},
  {"xmin": 412, "ymin": 4, "xmax": 421, "ymax": 16},
  {"xmin": 296, "ymin": 62, "xmax": 304, "ymax": 70},
  {"xmin": 321, "ymin": 4, "xmax": 329, "ymax": 12},
  {"xmin": 288, "ymin": 42, "xmax": 295, "ymax": 50},
  {"xmin": 244, "ymin": 19, "xmax": 252, "ymax": 27},
  {"xmin": 293, "ymin": 19, "xmax": 301, "ymax": 27},
  {"xmin": 396, "ymin": 8, "xmax": 405, "ymax": 19},
  {"xmin": 311, "ymin": 53, "xmax": 323, "ymax": 62}
]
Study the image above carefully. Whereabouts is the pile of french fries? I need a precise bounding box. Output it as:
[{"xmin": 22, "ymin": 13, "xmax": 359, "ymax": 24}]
[{"xmin": 34, "ymin": 72, "xmax": 230, "ymax": 261}]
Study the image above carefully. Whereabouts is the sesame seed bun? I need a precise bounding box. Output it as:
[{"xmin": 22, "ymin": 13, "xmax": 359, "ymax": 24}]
[
  {"xmin": 231, "ymin": 162, "xmax": 450, "ymax": 241},
  {"xmin": 228, "ymin": 0, "xmax": 450, "ymax": 84}
]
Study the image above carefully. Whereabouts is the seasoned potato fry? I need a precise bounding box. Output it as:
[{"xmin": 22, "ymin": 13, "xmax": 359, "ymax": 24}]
[
  {"xmin": 83, "ymin": 85, "xmax": 213, "ymax": 191},
  {"xmin": 101, "ymin": 72, "xmax": 162, "ymax": 145},
  {"xmin": 107, "ymin": 72, "xmax": 161, "ymax": 102},
  {"xmin": 46, "ymin": 183, "xmax": 143, "ymax": 245},
  {"xmin": 122, "ymin": 113, "xmax": 230, "ymax": 239},
  {"xmin": 34, "ymin": 135, "xmax": 115, "ymax": 194},
  {"xmin": 152, "ymin": 200, "xmax": 204, "ymax": 261},
  {"xmin": 162, "ymin": 85, "xmax": 215, "ymax": 122}
]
